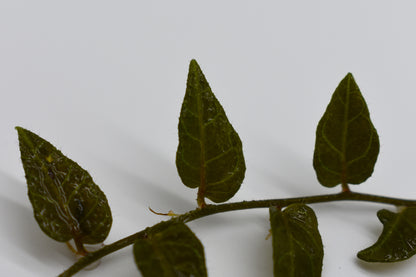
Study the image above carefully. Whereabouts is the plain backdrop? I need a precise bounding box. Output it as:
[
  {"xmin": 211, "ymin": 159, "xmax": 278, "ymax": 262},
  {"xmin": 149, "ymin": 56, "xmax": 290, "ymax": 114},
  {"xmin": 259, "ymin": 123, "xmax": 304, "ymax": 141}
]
[{"xmin": 1, "ymin": 1, "xmax": 416, "ymax": 276}]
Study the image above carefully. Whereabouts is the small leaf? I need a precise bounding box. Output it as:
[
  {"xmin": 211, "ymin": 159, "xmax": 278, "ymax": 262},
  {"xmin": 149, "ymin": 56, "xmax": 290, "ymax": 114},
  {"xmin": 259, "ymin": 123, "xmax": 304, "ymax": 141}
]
[
  {"xmin": 134, "ymin": 222, "xmax": 207, "ymax": 277},
  {"xmin": 269, "ymin": 204, "xmax": 323, "ymax": 277},
  {"xmin": 357, "ymin": 207, "xmax": 416, "ymax": 262},
  {"xmin": 176, "ymin": 59, "xmax": 246, "ymax": 205},
  {"xmin": 313, "ymin": 73, "xmax": 379, "ymax": 187},
  {"xmin": 16, "ymin": 127, "xmax": 112, "ymax": 246}
]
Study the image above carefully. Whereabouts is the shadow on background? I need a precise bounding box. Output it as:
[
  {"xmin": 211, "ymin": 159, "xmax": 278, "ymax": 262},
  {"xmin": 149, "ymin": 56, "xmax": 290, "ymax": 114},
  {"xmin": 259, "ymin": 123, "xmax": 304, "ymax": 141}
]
[
  {"xmin": 355, "ymin": 258, "xmax": 415, "ymax": 276},
  {"xmin": 0, "ymin": 171, "xmax": 75, "ymax": 267},
  {"xmin": 248, "ymin": 137, "xmax": 321, "ymax": 197},
  {"xmin": 81, "ymin": 123, "xmax": 197, "ymax": 212}
]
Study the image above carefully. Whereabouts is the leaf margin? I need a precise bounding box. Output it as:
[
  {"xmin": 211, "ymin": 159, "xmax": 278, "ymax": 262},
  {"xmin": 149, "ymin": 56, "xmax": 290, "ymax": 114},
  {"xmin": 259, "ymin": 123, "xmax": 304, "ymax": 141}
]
[
  {"xmin": 175, "ymin": 59, "xmax": 246, "ymax": 206},
  {"xmin": 357, "ymin": 207, "xmax": 416, "ymax": 263},
  {"xmin": 15, "ymin": 126, "xmax": 112, "ymax": 248},
  {"xmin": 133, "ymin": 221, "xmax": 208, "ymax": 277},
  {"xmin": 269, "ymin": 203, "xmax": 324, "ymax": 277},
  {"xmin": 313, "ymin": 73, "xmax": 380, "ymax": 188}
]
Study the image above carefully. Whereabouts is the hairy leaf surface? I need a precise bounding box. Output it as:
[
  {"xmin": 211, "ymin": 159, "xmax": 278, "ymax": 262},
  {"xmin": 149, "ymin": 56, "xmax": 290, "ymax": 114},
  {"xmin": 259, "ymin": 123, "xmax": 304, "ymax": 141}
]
[
  {"xmin": 313, "ymin": 73, "xmax": 379, "ymax": 187},
  {"xmin": 16, "ymin": 127, "xmax": 112, "ymax": 244},
  {"xmin": 134, "ymin": 222, "xmax": 207, "ymax": 277},
  {"xmin": 176, "ymin": 59, "xmax": 245, "ymax": 204},
  {"xmin": 357, "ymin": 207, "xmax": 416, "ymax": 262},
  {"xmin": 269, "ymin": 204, "xmax": 323, "ymax": 277}
]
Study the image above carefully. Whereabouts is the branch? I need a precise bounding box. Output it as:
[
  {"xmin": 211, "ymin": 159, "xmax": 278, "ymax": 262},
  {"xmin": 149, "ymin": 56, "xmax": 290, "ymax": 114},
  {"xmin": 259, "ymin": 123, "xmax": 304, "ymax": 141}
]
[{"xmin": 59, "ymin": 191, "xmax": 416, "ymax": 276}]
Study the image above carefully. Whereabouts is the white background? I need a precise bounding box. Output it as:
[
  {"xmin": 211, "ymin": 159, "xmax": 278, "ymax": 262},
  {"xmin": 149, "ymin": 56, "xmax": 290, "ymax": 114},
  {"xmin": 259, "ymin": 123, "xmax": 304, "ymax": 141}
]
[{"xmin": 1, "ymin": 1, "xmax": 416, "ymax": 276}]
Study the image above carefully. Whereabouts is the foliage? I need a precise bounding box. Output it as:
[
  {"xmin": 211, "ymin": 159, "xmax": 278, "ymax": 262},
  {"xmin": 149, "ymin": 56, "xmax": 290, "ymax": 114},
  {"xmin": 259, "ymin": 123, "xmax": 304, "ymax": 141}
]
[
  {"xmin": 313, "ymin": 73, "xmax": 379, "ymax": 188},
  {"xmin": 13, "ymin": 60, "xmax": 416, "ymax": 276},
  {"xmin": 16, "ymin": 127, "xmax": 112, "ymax": 254},
  {"xmin": 269, "ymin": 204, "xmax": 323, "ymax": 276},
  {"xmin": 134, "ymin": 222, "xmax": 207, "ymax": 277},
  {"xmin": 176, "ymin": 60, "xmax": 245, "ymax": 207},
  {"xmin": 358, "ymin": 207, "xmax": 416, "ymax": 262}
]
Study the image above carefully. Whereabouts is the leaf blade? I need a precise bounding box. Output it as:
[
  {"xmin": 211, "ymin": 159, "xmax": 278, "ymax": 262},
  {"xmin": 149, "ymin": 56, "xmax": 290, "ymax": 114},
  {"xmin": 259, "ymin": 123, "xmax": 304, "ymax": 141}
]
[
  {"xmin": 269, "ymin": 204, "xmax": 323, "ymax": 277},
  {"xmin": 313, "ymin": 73, "xmax": 379, "ymax": 187},
  {"xmin": 357, "ymin": 207, "xmax": 416, "ymax": 262},
  {"xmin": 16, "ymin": 127, "xmax": 112, "ymax": 245},
  {"xmin": 134, "ymin": 222, "xmax": 207, "ymax": 277},
  {"xmin": 176, "ymin": 59, "xmax": 246, "ymax": 204}
]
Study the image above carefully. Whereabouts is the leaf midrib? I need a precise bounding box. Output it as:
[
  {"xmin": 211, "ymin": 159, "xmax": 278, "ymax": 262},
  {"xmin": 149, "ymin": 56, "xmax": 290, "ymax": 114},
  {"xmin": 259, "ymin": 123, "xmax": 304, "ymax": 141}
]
[
  {"xmin": 20, "ymin": 130, "xmax": 82, "ymax": 237},
  {"xmin": 283, "ymin": 215, "xmax": 296, "ymax": 277},
  {"xmin": 340, "ymin": 75, "xmax": 351, "ymax": 185},
  {"xmin": 195, "ymin": 69, "xmax": 207, "ymax": 203}
]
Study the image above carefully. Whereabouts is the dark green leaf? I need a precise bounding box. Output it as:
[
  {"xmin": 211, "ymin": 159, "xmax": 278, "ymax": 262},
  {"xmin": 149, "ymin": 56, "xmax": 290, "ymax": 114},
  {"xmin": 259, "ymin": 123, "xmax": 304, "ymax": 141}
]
[
  {"xmin": 357, "ymin": 207, "xmax": 416, "ymax": 262},
  {"xmin": 313, "ymin": 73, "xmax": 379, "ymax": 187},
  {"xmin": 269, "ymin": 204, "xmax": 323, "ymax": 277},
  {"xmin": 134, "ymin": 222, "xmax": 207, "ymax": 277},
  {"xmin": 16, "ymin": 127, "xmax": 112, "ymax": 245},
  {"xmin": 176, "ymin": 59, "xmax": 245, "ymax": 205}
]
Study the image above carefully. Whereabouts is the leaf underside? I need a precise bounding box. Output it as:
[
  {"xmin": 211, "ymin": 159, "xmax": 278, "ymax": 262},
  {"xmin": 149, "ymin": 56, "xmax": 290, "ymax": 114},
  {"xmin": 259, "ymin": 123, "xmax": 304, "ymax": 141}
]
[
  {"xmin": 357, "ymin": 207, "xmax": 416, "ymax": 262},
  {"xmin": 16, "ymin": 127, "xmax": 112, "ymax": 244},
  {"xmin": 176, "ymin": 59, "xmax": 246, "ymax": 203},
  {"xmin": 313, "ymin": 73, "xmax": 379, "ymax": 187},
  {"xmin": 269, "ymin": 204, "xmax": 323, "ymax": 277},
  {"xmin": 134, "ymin": 222, "xmax": 207, "ymax": 277}
]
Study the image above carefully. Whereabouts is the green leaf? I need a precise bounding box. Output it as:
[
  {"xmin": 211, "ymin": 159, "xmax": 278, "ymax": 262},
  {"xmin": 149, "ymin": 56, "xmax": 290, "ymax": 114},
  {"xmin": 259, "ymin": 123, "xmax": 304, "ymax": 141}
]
[
  {"xmin": 176, "ymin": 59, "xmax": 246, "ymax": 205},
  {"xmin": 134, "ymin": 222, "xmax": 207, "ymax": 277},
  {"xmin": 357, "ymin": 207, "xmax": 416, "ymax": 262},
  {"xmin": 313, "ymin": 73, "xmax": 379, "ymax": 187},
  {"xmin": 16, "ymin": 127, "xmax": 112, "ymax": 246},
  {"xmin": 269, "ymin": 204, "xmax": 323, "ymax": 277}
]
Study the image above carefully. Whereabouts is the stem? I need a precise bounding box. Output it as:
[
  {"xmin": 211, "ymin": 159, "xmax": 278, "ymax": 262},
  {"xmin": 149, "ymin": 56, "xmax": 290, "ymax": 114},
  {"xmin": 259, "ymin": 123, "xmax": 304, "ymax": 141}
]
[
  {"xmin": 197, "ymin": 188, "xmax": 207, "ymax": 208},
  {"xmin": 59, "ymin": 191, "xmax": 416, "ymax": 277},
  {"xmin": 342, "ymin": 183, "xmax": 350, "ymax": 192},
  {"xmin": 73, "ymin": 238, "xmax": 88, "ymax": 256}
]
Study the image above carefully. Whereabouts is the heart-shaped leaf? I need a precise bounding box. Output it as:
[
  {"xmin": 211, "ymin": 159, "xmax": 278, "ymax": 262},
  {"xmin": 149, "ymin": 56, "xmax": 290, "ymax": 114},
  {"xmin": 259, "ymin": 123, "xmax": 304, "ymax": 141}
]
[
  {"xmin": 357, "ymin": 207, "xmax": 416, "ymax": 262},
  {"xmin": 269, "ymin": 204, "xmax": 323, "ymax": 277},
  {"xmin": 134, "ymin": 222, "xmax": 207, "ymax": 277},
  {"xmin": 176, "ymin": 59, "xmax": 246, "ymax": 206},
  {"xmin": 16, "ymin": 127, "xmax": 112, "ymax": 249},
  {"xmin": 313, "ymin": 73, "xmax": 379, "ymax": 187}
]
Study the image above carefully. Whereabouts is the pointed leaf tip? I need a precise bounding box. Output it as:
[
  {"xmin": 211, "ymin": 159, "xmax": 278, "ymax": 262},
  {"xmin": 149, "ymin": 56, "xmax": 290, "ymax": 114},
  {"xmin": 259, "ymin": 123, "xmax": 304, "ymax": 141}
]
[
  {"xmin": 176, "ymin": 61, "xmax": 246, "ymax": 204},
  {"xmin": 313, "ymin": 73, "xmax": 379, "ymax": 187},
  {"xmin": 358, "ymin": 207, "xmax": 416, "ymax": 262},
  {"xmin": 189, "ymin": 58, "xmax": 198, "ymax": 66},
  {"xmin": 16, "ymin": 127, "xmax": 112, "ymax": 245}
]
